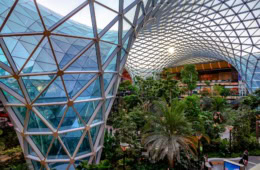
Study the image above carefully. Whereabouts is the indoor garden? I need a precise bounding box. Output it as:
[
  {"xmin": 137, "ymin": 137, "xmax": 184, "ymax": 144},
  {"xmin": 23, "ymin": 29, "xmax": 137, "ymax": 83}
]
[
  {"xmin": 1, "ymin": 64, "xmax": 259, "ymax": 169},
  {"xmin": 0, "ymin": 0, "xmax": 260, "ymax": 169}
]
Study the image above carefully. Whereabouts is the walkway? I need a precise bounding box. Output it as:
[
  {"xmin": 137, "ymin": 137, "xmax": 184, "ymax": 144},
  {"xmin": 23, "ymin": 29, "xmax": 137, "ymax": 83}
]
[{"xmin": 208, "ymin": 157, "xmax": 260, "ymax": 170}]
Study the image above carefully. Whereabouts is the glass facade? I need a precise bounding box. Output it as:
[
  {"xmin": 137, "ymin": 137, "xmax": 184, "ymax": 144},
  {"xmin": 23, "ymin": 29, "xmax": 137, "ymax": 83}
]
[{"xmin": 0, "ymin": 0, "xmax": 259, "ymax": 169}]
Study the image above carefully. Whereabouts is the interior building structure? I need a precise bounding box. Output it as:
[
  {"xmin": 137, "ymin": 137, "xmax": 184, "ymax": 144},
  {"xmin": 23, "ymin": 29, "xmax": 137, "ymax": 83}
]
[
  {"xmin": 0, "ymin": 0, "xmax": 259, "ymax": 169},
  {"xmin": 164, "ymin": 61, "xmax": 247, "ymax": 98}
]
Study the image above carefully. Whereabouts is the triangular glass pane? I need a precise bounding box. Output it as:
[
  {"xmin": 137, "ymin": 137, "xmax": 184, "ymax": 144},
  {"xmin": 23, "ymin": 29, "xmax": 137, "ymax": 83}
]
[
  {"xmin": 36, "ymin": 105, "xmax": 66, "ymax": 129},
  {"xmin": 21, "ymin": 37, "xmax": 58, "ymax": 73},
  {"xmin": 122, "ymin": 19, "xmax": 132, "ymax": 39},
  {"xmin": 3, "ymin": 35, "xmax": 43, "ymax": 71},
  {"xmin": 90, "ymin": 125, "xmax": 101, "ymax": 146},
  {"xmin": 105, "ymin": 98, "xmax": 112, "ymax": 111},
  {"xmin": 77, "ymin": 133, "xmax": 91, "ymax": 156},
  {"xmin": 68, "ymin": 164, "xmax": 75, "ymax": 170},
  {"xmin": 37, "ymin": 0, "xmax": 86, "ymax": 28},
  {"xmin": 0, "ymin": 68, "xmax": 10, "ymax": 76},
  {"xmin": 11, "ymin": 106, "xmax": 26, "ymax": 125},
  {"xmin": 92, "ymin": 109, "xmax": 103, "ymax": 124},
  {"xmin": 94, "ymin": 3, "xmax": 117, "ymax": 33},
  {"xmin": 28, "ymin": 143, "xmax": 37, "ymax": 157},
  {"xmin": 0, "ymin": 46, "xmax": 10, "ymax": 66},
  {"xmin": 0, "ymin": 0, "xmax": 15, "ymax": 28},
  {"xmin": 76, "ymin": 77, "xmax": 101, "ymax": 101},
  {"xmin": 2, "ymin": 90, "xmax": 22, "ymax": 103},
  {"xmin": 123, "ymin": 38, "xmax": 129, "ymax": 50},
  {"xmin": 30, "ymin": 135, "xmax": 53, "ymax": 156},
  {"xmin": 138, "ymin": 5, "xmax": 145, "ymax": 19},
  {"xmin": 22, "ymin": 75, "xmax": 55, "ymax": 101},
  {"xmin": 107, "ymin": 85, "xmax": 114, "ymax": 97},
  {"xmin": 63, "ymin": 73, "xmax": 96, "ymax": 99},
  {"xmin": 34, "ymin": 76, "xmax": 68, "ymax": 103},
  {"xmin": 104, "ymin": 54, "xmax": 117, "ymax": 71},
  {"xmin": 124, "ymin": 5, "xmax": 137, "ymax": 24},
  {"xmin": 124, "ymin": 0, "xmax": 135, "ymax": 9},
  {"xmin": 59, "ymin": 107, "xmax": 84, "ymax": 131},
  {"xmin": 1, "ymin": 0, "xmax": 44, "ymax": 33},
  {"xmin": 60, "ymin": 130, "xmax": 83, "ymax": 156},
  {"xmin": 103, "ymin": 73, "xmax": 114, "ymax": 90},
  {"xmin": 65, "ymin": 44, "xmax": 98, "ymax": 71},
  {"xmin": 100, "ymin": 22, "xmax": 119, "ymax": 44},
  {"xmin": 74, "ymin": 100, "xmax": 100, "ymax": 124},
  {"xmin": 99, "ymin": 42, "xmax": 117, "ymax": 64},
  {"xmin": 28, "ymin": 111, "xmax": 51, "ymax": 132},
  {"xmin": 48, "ymin": 138, "xmax": 69, "ymax": 159},
  {"xmin": 31, "ymin": 160, "xmax": 42, "ymax": 170},
  {"xmin": 53, "ymin": 5, "xmax": 94, "ymax": 38},
  {"xmin": 96, "ymin": 0, "xmax": 119, "ymax": 12},
  {"xmin": 143, "ymin": 0, "xmax": 149, "ymax": 8},
  {"xmin": 0, "ymin": 77, "xmax": 23, "ymax": 96},
  {"xmin": 48, "ymin": 163, "xmax": 70, "ymax": 170},
  {"xmin": 49, "ymin": 36, "xmax": 92, "ymax": 69},
  {"xmin": 120, "ymin": 49, "xmax": 126, "ymax": 61},
  {"xmin": 98, "ymin": 130, "xmax": 104, "ymax": 147}
]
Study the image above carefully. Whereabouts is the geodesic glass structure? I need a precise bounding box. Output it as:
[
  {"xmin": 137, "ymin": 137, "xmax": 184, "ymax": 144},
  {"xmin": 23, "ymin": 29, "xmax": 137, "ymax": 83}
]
[{"xmin": 0, "ymin": 0, "xmax": 259, "ymax": 169}]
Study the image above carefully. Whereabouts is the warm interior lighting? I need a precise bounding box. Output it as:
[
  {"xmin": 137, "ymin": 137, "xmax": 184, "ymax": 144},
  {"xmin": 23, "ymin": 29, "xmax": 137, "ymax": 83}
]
[{"xmin": 168, "ymin": 47, "xmax": 174, "ymax": 54}]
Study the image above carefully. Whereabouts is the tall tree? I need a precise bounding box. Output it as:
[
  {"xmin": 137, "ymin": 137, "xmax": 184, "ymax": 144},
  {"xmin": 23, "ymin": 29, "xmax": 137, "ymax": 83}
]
[
  {"xmin": 180, "ymin": 64, "xmax": 198, "ymax": 95},
  {"xmin": 158, "ymin": 72, "xmax": 180, "ymax": 104},
  {"xmin": 142, "ymin": 99, "xmax": 198, "ymax": 168}
]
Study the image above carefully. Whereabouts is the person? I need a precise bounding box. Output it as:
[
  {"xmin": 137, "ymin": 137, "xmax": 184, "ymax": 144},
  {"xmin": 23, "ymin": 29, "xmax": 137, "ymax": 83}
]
[
  {"xmin": 203, "ymin": 154, "xmax": 213, "ymax": 170},
  {"xmin": 239, "ymin": 150, "xmax": 248, "ymax": 166}
]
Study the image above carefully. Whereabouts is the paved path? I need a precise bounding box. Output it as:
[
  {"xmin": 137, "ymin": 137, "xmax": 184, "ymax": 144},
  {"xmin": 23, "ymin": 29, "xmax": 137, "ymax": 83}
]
[
  {"xmin": 214, "ymin": 127, "xmax": 260, "ymax": 169},
  {"xmin": 208, "ymin": 157, "xmax": 260, "ymax": 170},
  {"xmin": 220, "ymin": 126, "xmax": 230, "ymax": 140}
]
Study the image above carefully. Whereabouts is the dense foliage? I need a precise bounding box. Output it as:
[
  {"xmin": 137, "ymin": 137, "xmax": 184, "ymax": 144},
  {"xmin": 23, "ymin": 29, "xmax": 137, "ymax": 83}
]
[
  {"xmin": 0, "ymin": 126, "xmax": 26, "ymax": 170},
  {"xmin": 180, "ymin": 64, "xmax": 198, "ymax": 95},
  {"xmin": 142, "ymin": 99, "xmax": 197, "ymax": 168},
  {"xmin": 1, "ymin": 65, "xmax": 259, "ymax": 169}
]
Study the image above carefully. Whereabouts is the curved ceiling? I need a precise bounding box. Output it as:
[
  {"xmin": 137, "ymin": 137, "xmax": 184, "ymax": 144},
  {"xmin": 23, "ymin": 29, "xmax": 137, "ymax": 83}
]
[
  {"xmin": 0, "ymin": 0, "xmax": 259, "ymax": 169},
  {"xmin": 126, "ymin": 0, "xmax": 260, "ymax": 92}
]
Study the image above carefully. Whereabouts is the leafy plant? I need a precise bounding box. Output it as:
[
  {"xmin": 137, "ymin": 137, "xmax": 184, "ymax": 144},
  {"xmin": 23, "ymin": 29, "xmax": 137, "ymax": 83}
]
[
  {"xmin": 180, "ymin": 64, "xmax": 198, "ymax": 95},
  {"xmin": 142, "ymin": 99, "xmax": 198, "ymax": 168},
  {"xmin": 8, "ymin": 163, "xmax": 29, "ymax": 170},
  {"xmin": 211, "ymin": 96, "xmax": 227, "ymax": 111},
  {"xmin": 76, "ymin": 160, "xmax": 111, "ymax": 170}
]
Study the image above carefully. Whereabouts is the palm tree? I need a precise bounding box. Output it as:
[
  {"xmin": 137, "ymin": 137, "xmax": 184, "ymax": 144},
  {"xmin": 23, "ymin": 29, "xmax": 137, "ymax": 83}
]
[{"xmin": 142, "ymin": 99, "xmax": 198, "ymax": 168}]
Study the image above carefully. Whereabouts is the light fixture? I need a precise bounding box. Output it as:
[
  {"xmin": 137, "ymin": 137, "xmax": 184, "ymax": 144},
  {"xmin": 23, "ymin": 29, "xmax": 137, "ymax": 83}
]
[{"xmin": 168, "ymin": 47, "xmax": 174, "ymax": 54}]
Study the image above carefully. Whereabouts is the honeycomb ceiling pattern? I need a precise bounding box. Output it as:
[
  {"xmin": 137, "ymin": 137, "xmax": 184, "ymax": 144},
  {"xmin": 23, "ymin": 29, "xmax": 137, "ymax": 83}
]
[
  {"xmin": 0, "ymin": 0, "xmax": 259, "ymax": 170},
  {"xmin": 126, "ymin": 0, "xmax": 260, "ymax": 92}
]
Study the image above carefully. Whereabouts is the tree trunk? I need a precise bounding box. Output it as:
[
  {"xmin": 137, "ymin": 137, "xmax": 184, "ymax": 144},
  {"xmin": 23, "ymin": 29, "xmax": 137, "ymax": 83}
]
[{"xmin": 169, "ymin": 159, "xmax": 175, "ymax": 169}]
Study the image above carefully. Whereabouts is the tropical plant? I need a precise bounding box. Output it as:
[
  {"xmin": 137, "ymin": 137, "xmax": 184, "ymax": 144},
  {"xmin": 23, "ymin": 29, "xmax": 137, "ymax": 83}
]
[
  {"xmin": 116, "ymin": 80, "xmax": 141, "ymax": 111},
  {"xmin": 101, "ymin": 132, "xmax": 120, "ymax": 164},
  {"xmin": 213, "ymin": 85, "xmax": 230, "ymax": 97},
  {"xmin": 205, "ymin": 80, "xmax": 210, "ymax": 87},
  {"xmin": 241, "ymin": 89, "xmax": 260, "ymax": 109},
  {"xmin": 220, "ymin": 88, "xmax": 231, "ymax": 97},
  {"xmin": 231, "ymin": 109, "xmax": 259, "ymax": 151},
  {"xmin": 183, "ymin": 95, "xmax": 201, "ymax": 120},
  {"xmin": 142, "ymin": 99, "xmax": 198, "ymax": 168},
  {"xmin": 211, "ymin": 96, "xmax": 227, "ymax": 111},
  {"xmin": 180, "ymin": 64, "xmax": 198, "ymax": 95},
  {"xmin": 157, "ymin": 72, "xmax": 180, "ymax": 103},
  {"xmin": 201, "ymin": 97, "xmax": 213, "ymax": 110},
  {"xmin": 76, "ymin": 160, "xmax": 111, "ymax": 170}
]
